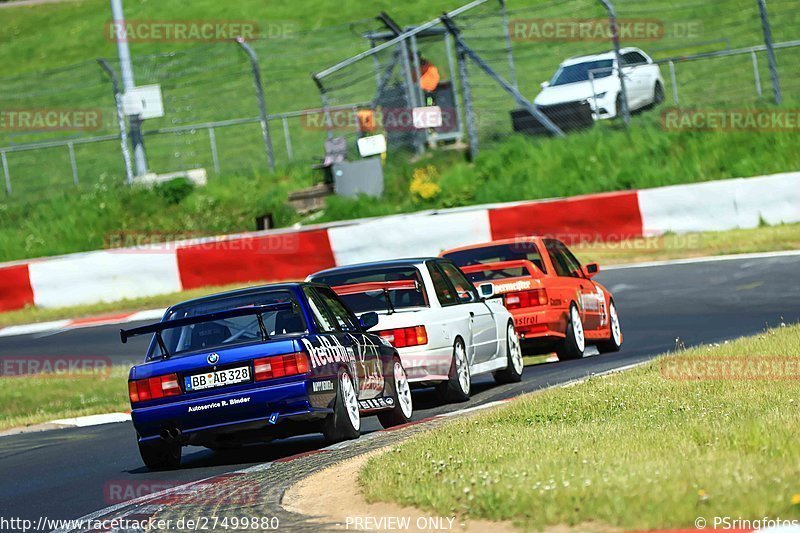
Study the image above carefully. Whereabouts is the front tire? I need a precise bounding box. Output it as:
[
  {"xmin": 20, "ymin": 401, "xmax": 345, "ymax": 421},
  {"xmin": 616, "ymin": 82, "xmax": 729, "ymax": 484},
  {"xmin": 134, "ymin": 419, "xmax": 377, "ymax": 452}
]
[
  {"xmin": 323, "ymin": 367, "xmax": 361, "ymax": 443},
  {"xmin": 653, "ymin": 81, "xmax": 665, "ymax": 106},
  {"xmin": 436, "ymin": 338, "xmax": 471, "ymax": 403},
  {"xmin": 378, "ymin": 358, "xmax": 414, "ymax": 429},
  {"xmin": 493, "ymin": 322, "xmax": 523, "ymax": 384},
  {"xmin": 138, "ymin": 439, "xmax": 181, "ymax": 470},
  {"xmin": 557, "ymin": 304, "xmax": 586, "ymax": 361},
  {"xmin": 597, "ymin": 300, "xmax": 622, "ymax": 353}
]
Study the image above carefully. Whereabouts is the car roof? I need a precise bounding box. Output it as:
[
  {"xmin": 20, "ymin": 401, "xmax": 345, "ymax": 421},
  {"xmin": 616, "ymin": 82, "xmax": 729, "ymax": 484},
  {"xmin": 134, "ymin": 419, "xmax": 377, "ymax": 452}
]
[
  {"xmin": 560, "ymin": 47, "xmax": 644, "ymax": 66},
  {"xmin": 310, "ymin": 258, "xmax": 439, "ymax": 278},
  {"xmin": 441, "ymin": 237, "xmax": 545, "ymax": 255},
  {"xmin": 167, "ymin": 282, "xmax": 319, "ymax": 312}
]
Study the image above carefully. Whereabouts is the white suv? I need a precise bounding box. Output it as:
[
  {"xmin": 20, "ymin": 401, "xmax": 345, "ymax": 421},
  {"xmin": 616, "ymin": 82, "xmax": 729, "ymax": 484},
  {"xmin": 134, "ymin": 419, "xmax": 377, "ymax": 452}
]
[{"xmin": 534, "ymin": 47, "xmax": 664, "ymax": 120}]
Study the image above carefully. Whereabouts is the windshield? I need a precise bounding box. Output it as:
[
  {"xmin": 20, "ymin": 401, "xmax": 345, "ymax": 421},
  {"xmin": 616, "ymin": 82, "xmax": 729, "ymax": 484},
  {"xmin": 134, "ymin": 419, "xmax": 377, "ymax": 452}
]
[
  {"xmin": 147, "ymin": 289, "xmax": 306, "ymax": 359},
  {"xmin": 551, "ymin": 59, "xmax": 614, "ymax": 86},
  {"xmin": 311, "ymin": 266, "xmax": 428, "ymax": 313},
  {"xmin": 443, "ymin": 244, "xmax": 547, "ymax": 282}
]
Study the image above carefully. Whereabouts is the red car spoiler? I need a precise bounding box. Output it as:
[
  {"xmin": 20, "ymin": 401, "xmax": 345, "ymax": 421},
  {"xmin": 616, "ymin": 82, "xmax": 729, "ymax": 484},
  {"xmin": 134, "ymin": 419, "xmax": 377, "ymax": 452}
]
[
  {"xmin": 460, "ymin": 259, "xmax": 543, "ymax": 278},
  {"xmin": 332, "ymin": 280, "xmax": 419, "ymax": 296}
]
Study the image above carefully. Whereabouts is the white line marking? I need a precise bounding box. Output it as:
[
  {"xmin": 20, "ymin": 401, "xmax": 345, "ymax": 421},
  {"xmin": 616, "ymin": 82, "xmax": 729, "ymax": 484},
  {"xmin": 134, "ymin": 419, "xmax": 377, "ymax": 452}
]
[
  {"xmin": 605, "ymin": 249, "xmax": 800, "ymax": 271},
  {"xmin": 0, "ymin": 320, "xmax": 71, "ymax": 337},
  {"xmin": 50, "ymin": 413, "xmax": 131, "ymax": 427}
]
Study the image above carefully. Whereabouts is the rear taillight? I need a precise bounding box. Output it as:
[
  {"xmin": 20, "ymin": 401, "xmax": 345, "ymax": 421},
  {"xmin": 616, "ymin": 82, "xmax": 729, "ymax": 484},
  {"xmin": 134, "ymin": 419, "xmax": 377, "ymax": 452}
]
[
  {"xmin": 128, "ymin": 373, "xmax": 181, "ymax": 404},
  {"xmin": 504, "ymin": 289, "xmax": 548, "ymax": 310},
  {"xmin": 377, "ymin": 326, "xmax": 428, "ymax": 348},
  {"xmin": 254, "ymin": 352, "xmax": 310, "ymax": 382}
]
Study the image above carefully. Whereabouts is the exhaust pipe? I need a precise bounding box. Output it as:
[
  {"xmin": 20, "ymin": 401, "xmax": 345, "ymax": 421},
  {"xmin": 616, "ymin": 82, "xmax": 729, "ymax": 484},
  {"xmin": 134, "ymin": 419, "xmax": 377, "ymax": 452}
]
[{"xmin": 160, "ymin": 427, "xmax": 182, "ymax": 443}]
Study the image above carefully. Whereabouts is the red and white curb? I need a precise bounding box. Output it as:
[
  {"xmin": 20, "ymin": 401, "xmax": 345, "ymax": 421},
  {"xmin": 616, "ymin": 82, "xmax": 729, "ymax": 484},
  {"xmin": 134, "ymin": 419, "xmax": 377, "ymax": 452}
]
[
  {"xmin": 0, "ymin": 308, "xmax": 165, "ymax": 338},
  {"xmin": 2, "ymin": 171, "xmax": 798, "ymax": 313}
]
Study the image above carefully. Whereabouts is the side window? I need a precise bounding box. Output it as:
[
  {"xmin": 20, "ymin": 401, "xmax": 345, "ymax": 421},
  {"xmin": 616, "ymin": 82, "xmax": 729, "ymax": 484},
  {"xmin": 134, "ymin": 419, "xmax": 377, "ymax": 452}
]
[
  {"xmin": 622, "ymin": 51, "xmax": 647, "ymax": 66},
  {"xmin": 426, "ymin": 263, "xmax": 458, "ymax": 306},
  {"xmin": 303, "ymin": 287, "xmax": 339, "ymax": 333},
  {"xmin": 439, "ymin": 262, "xmax": 478, "ymax": 303},
  {"xmin": 545, "ymin": 240, "xmax": 582, "ymax": 278},
  {"xmin": 316, "ymin": 287, "xmax": 359, "ymax": 332}
]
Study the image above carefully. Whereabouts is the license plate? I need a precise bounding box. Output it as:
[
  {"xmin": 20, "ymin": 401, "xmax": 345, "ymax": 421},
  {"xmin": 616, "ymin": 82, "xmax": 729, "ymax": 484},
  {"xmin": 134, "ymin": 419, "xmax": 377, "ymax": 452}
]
[{"xmin": 184, "ymin": 366, "xmax": 251, "ymax": 392}]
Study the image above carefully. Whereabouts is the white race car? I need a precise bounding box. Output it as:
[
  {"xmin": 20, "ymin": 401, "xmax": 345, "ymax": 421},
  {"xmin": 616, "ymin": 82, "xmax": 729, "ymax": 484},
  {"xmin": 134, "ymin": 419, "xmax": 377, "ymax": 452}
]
[{"xmin": 308, "ymin": 258, "xmax": 523, "ymax": 402}]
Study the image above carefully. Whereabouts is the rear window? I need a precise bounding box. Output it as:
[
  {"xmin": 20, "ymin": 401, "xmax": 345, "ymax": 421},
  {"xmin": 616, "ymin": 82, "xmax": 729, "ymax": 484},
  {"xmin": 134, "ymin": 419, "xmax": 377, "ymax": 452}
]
[
  {"xmin": 443, "ymin": 243, "xmax": 547, "ymax": 282},
  {"xmin": 311, "ymin": 266, "xmax": 428, "ymax": 313},
  {"xmin": 148, "ymin": 290, "xmax": 306, "ymax": 359}
]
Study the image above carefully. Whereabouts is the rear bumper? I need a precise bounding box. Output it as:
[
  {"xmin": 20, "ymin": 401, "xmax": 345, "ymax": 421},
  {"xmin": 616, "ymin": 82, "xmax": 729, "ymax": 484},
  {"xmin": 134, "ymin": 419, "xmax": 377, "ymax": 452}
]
[
  {"xmin": 131, "ymin": 378, "xmax": 329, "ymax": 443},
  {"xmin": 396, "ymin": 345, "xmax": 452, "ymax": 383},
  {"xmin": 512, "ymin": 308, "xmax": 566, "ymax": 341}
]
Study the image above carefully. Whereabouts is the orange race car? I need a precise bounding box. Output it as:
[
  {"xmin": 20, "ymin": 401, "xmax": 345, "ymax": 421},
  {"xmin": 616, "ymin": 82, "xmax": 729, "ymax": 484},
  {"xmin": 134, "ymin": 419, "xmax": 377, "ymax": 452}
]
[{"xmin": 441, "ymin": 237, "xmax": 621, "ymax": 360}]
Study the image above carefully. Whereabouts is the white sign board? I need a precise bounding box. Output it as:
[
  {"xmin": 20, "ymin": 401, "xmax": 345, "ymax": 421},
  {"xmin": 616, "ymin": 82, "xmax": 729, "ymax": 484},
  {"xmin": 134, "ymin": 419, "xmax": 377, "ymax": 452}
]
[
  {"xmin": 412, "ymin": 106, "xmax": 443, "ymax": 129},
  {"xmin": 357, "ymin": 134, "xmax": 387, "ymax": 158},
  {"xmin": 122, "ymin": 85, "xmax": 164, "ymax": 119}
]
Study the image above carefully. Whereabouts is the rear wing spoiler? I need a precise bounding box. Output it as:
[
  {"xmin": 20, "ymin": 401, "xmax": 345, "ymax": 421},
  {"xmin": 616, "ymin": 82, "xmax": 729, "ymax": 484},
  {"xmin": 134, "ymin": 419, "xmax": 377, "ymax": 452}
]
[
  {"xmin": 119, "ymin": 302, "xmax": 293, "ymax": 345},
  {"xmin": 331, "ymin": 280, "xmax": 419, "ymax": 296},
  {"xmin": 460, "ymin": 259, "xmax": 543, "ymax": 278}
]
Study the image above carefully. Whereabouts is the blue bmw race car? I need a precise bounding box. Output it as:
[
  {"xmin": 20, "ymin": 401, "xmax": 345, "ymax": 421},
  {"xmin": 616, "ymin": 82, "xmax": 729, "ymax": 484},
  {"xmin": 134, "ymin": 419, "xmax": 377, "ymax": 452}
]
[{"xmin": 121, "ymin": 282, "xmax": 413, "ymax": 470}]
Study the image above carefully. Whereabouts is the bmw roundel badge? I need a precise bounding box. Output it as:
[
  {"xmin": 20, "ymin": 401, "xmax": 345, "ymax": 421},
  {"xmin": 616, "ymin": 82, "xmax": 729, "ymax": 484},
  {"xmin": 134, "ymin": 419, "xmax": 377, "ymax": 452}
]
[{"xmin": 207, "ymin": 353, "xmax": 220, "ymax": 365}]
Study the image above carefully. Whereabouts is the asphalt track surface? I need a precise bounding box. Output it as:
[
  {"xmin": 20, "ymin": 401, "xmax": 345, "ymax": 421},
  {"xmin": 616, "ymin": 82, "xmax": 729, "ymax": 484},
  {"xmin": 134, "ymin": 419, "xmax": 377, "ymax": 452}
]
[{"xmin": 1, "ymin": 253, "xmax": 799, "ymax": 528}]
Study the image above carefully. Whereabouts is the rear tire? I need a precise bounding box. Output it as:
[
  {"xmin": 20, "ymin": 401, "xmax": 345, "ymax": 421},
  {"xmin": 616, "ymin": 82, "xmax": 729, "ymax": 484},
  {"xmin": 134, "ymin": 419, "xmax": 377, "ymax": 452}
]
[
  {"xmin": 138, "ymin": 439, "xmax": 181, "ymax": 470},
  {"xmin": 323, "ymin": 368, "xmax": 361, "ymax": 443},
  {"xmin": 378, "ymin": 358, "xmax": 414, "ymax": 429},
  {"xmin": 557, "ymin": 304, "xmax": 586, "ymax": 361},
  {"xmin": 436, "ymin": 338, "xmax": 470, "ymax": 403},
  {"xmin": 597, "ymin": 301, "xmax": 622, "ymax": 353},
  {"xmin": 493, "ymin": 322, "xmax": 523, "ymax": 384}
]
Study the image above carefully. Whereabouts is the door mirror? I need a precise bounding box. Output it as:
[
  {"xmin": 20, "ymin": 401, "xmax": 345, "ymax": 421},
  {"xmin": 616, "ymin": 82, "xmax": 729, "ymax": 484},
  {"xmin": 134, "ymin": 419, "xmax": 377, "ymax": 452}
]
[
  {"xmin": 478, "ymin": 283, "xmax": 496, "ymax": 299},
  {"xmin": 540, "ymin": 80, "xmax": 550, "ymax": 89},
  {"xmin": 583, "ymin": 262, "xmax": 600, "ymax": 278},
  {"xmin": 359, "ymin": 312, "xmax": 380, "ymax": 330}
]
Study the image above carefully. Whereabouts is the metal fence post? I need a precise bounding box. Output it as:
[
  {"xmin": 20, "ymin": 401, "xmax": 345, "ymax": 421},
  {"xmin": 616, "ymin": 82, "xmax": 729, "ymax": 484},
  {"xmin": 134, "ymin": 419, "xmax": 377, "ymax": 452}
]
[
  {"xmin": 67, "ymin": 142, "xmax": 79, "ymax": 186},
  {"xmin": 97, "ymin": 58, "xmax": 134, "ymax": 185},
  {"xmin": 499, "ymin": 0, "xmax": 519, "ymax": 91},
  {"xmin": 208, "ymin": 127, "xmax": 220, "ymax": 175},
  {"xmin": 236, "ymin": 38, "xmax": 276, "ymax": 172},
  {"xmin": 668, "ymin": 60, "xmax": 679, "ymax": 105},
  {"xmin": 399, "ymin": 40, "xmax": 425, "ymax": 155},
  {"xmin": 751, "ymin": 51, "xmax": 763, "ymax": 97},
  {"xmin": 756, "ymin": 0, "xmax": 782, "ymax": 104},
  {"xmin": 281, "ymin": 117, "xmax": 294, "ymax": 160},
  {"xmin": 456, "ymin": 44, "xmax": 479, "ymax": 160},
  {"xmin": 598, "ymin": 0, "xmax": 630, "ymax": 125},
  {"xmin": 444, "ymin": 32, "xmax": 465, "ymax": 142},
  {"xmin": 1, "ymin": 152, "xmax": 10, "ymax": 196}
]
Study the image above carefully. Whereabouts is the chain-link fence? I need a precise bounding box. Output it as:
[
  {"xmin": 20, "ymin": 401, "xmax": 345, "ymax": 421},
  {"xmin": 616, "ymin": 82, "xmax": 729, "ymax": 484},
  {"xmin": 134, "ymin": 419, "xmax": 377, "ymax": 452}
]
[{"xmin": 1, "ymin": 0, "xmax": 798, "ymax": 201}]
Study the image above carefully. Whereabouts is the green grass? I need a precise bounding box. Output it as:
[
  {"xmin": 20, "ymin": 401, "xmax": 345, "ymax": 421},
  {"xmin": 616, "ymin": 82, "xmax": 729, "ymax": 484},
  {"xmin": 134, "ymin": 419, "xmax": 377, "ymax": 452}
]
[
  {"xmin": 0, "ymin": 365, "xmax": 129, "ymax": 431},
  {"xmin": 3, "ymin": 115, "xmax": 800, "ymax": 262},
  {"xmin": 360, "ymin": 325, "xmax": 800, "ymax": 531}
]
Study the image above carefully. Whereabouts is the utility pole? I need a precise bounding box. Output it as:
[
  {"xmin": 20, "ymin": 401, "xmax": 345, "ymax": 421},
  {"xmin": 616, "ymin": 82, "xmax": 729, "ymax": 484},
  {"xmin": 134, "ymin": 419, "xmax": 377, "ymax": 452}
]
[{"xmin": 110, "ymin": 0, "xmax": 148, "ymax": 177}]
